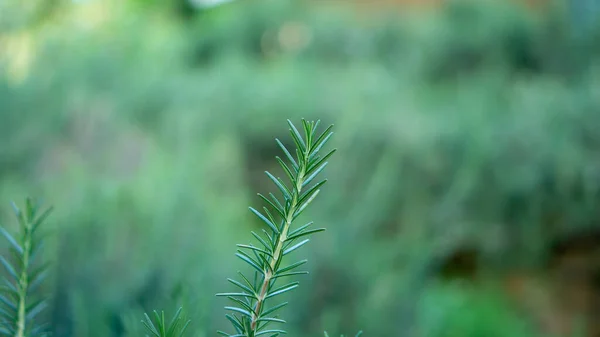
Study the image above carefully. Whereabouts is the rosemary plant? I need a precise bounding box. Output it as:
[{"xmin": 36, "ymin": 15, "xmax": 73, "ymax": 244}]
[
  {"xmin": 216, "ymin": 119, "xmax": 336, "ymax": 337},
  {"xmin": 0, "ymin": 198, "xmax": 52, "ymax": 337},
  {"xmin": 141, "ymin": 307, "xmax": 191, "ymax": 337}
]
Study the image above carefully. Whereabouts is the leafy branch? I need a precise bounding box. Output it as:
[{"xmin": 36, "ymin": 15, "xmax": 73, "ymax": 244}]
[
  {"xmin": 216, "ymin": 119, "xmax": 336, "ymax": 337},
  {"xmin": 0, "ymin": 198, "xmax": 52, "ymax": 337}
]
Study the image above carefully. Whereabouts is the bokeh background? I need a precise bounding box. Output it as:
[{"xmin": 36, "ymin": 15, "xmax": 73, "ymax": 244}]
[{"xmin": 1, "ymin": 0, "xmax": 600, "ymax": 336}]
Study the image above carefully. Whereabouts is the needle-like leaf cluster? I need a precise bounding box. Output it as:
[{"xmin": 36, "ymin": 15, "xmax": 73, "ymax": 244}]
[
  {"xmin": 141, "ymin": 307, "xmax": 191, "ymax": 337},
  {"xmin": 0, "ymin": 198, "xmax": 52, "ymax": 337},
  {"xmin": 216, "ymin": 119, "xmax": 336, "ymax": 337}
]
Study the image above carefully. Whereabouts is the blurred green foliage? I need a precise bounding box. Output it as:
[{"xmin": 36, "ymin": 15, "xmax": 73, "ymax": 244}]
[{"xmin": 1, "ymin": 0, "xmax": 600, "ymax": 336}]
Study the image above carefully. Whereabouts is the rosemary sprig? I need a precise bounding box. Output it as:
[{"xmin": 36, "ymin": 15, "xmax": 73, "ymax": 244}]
[
  {"xmin": 0, "ymin": 198, "xmax": 52, "ymax": 337},
  {"xmin": 216, "ymin": 119, "xmax": 336, "ymax": 337}
]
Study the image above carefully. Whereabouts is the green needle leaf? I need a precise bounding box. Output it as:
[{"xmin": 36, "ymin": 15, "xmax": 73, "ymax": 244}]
[
  {"xmin": 249, "ymin": 207, "xmax": 279, "ymax": 234},
  {"xmin": 265, "ymin": 283, "xmax": 299, "ymax": 300},
  {"xmin": 282, "ymin": 239, "xmax": 310, "ymax": 256}
]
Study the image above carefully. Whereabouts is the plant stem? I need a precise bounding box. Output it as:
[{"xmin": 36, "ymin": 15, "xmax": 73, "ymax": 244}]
[
  {"xmin": 16, "ymin": 224, "xmax": 31, "ymax": 337},
  {"xmin": 250, "ymin": 165, "xmax": 307, "ymax": 332}
]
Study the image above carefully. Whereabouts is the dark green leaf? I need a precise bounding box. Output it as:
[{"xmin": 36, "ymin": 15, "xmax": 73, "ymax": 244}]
[
  {"xmin": 287, "ymin": 119, "xmax": 306, "ymax": 152},
  {"xmin": 307, "ymin": 149, "xmax": 336, "ymax": 176},
  {"xmin": 227, "ymin": 278, "xmax": 257, "ymax": 295},
  {"xmin": 249, "ymin": 207, "xmax": 279, "ymax": 234},
  {"xmin": 224, "ymin": 306, "xmax": 253, "ymax": 319},
  {"xmin": 265, "ymin": 172, "xmax": 292, "ymax": 201},
  {"xmin": 257, "ymin": 194, "xmax": 285, "ymax": 219},
  {"xmin": 277, "ymin": 260, "xmax": 307, "ymax": 274},
  {"xmin": 235, "ymin": 252, "xmax": 264, "ymax": 274},
  {"xmin": 275, "ymin": 139, "xmax": 298, "ymax": 171},
  {"xmin": 261, "ymin": 302, "xmax": 288, "ymax": 317},
  {"xmin": 275, "ymin": 157, "xmax": 295, "ymax": 185},
  {"xmin": 265, "ymin": 282, "xmax": 299, "ymax": 299},
  {"xmin": 286, "ymin": 228, "xmax": 325, "ymax": 242}
]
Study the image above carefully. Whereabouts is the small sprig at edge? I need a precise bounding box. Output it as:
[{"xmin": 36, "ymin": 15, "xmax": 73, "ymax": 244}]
[
  {"xmin": 0, "ymin": 197, "xmax": 53, "ymax": 337},
  {"xmin": 141, "ymin": 307, "xmax": 191, "ymax": 337}
]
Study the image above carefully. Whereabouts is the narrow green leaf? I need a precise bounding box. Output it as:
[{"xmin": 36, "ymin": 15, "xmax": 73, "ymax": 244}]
[
  {"xmin": 235, "ymin": 252, "xmax": 264, "ymax": 274},
  {"xmin": 287, "ymin": 119, "xmax": 306, "ymax": 151},
  {"xmin": 287, "ymin": 221, "xmax": 314, "ymax": 238},
  {"xmin": 265, "ymin": 284, "xmax": 299, "ymax": 299},
  {"xmin": 277, "ymin": 259, "xmax": 307, "ymax": 274},
  {"xmin": 311, "ymin": 125, "xmax": 333, "ymax": 153},
  {"xmin": 269, "ymin": 193, "xmax": 285, "ymax": 215},
  {"xmin": 293, "ymin": 189, "xmax": 321, "ymax": 219},
  {"xmin": 262, "ymin": 207, "xmax": 281, "ymax": 235},
  {"xmin": 227, "ymin": 278, "xmax": 257, "ymax": 295},
  {"xmin": 265, "ymin": 172, "xmax": 292, "ymax": 201},
  {"xmin": 0, "ymin": 257, "xmax": 18, "ymax": 282},
  {"xmin": 237, "ymin": 245, "xmax": 272, "ymax": 258},
  {"xmin": 282, "ymin": 239, "xmax": 309, "ymax": 256},
  {"xmin": 142, "ymin": 313, "xmax": 160, "ymax": 337},
  {"xmin": 26, "ymin": 299, "xmax": 47, "ymax": 321},
  {"xmin": 31, "ymin": 206, "xmax": 53, "ymax": 234},
  {"xmin": 311, "ymin": 120, "xmax": 321, "ymax": 138},
  {"xmin": 0, "ymin": 307, "xmax": 15, "ymax": 323},
  {"xmin": 225, "ymin": 314, "xmax": 244, "ymax": 333},
  {"xmin": 224, "ymin": 306, "xmax": 253, "ymax": 319},
  {"xmin": 275, "ymin": 157, "xmax": 295, "ymax": 185},
  {"xmin": 237, "ymin": 272, "xmax": 257, "ymax": 294},
  {"xmin": 250, "ymin": 231, "xmax": 271, "ymax": 251},
  {"xmin": 261, "ymin": 302, "xmax": 288, "ymax": 317},
  {"xmin": 298, "ymin": 180, "xmax": 327, "ymax": 206},
  {"xmin": 178, "ymin": 320, "xmax": 191, "ymax": 337},
  {"xmin": 261, "ymin": 229, "xmax": 275, "ymax": 246},
  {"xmin": 216, "ymin": 292, "xmax": 257, "ymax": 299},
  {"xmin": 226, "ymin": 296, "xmax": 256, "ymax": 314},
  {"xmin": 0, "ymin": 228, "xmax": 22, "ymax": 255},
  {"xmin": 258, "ymin": 194, "xmax": 285, "ymax": 219},
  {"xmin": 0, "ymin": 295, "xmax": 16, "ymax": 312},
  {"xmin": 257, "ymin": 317, "xmax": 286, "ymax": 324},
  {"xmin": 29, "ymin": 267, "xmax": 49, "ymax": 292},
  {"xmin": 256, "ymin": 330, "xmax": 287, "ymax": 336},
  {"xmin": 286, "ymin": 228, "xmax": 325, "ymax": 242},
  {"xmin": 10, "ymin": 202, "xmax": 24, "ymax": 227},
  {"xmin": 301, "ymin": 118, "xmax": 311, "ymax": 145},
  {"xmin": 249, "ymin": 207, "xmax": 279, "ymax": 234},
  {"xmin": 166, "ymin": 307, "xmax": 183, "ymax": 335},
  {"xmin": 307, "ymin": 149, "xmax": 336, "ymax": 176},
  {"xmin": 276, "ymin": 139, "xmax": 299, "ymax": 171},
  {"xmin": 302, "ymin": 162, "xmax": 328, "ymax": 187},
  {"xmin": 271, "ymin": 271, "xmax": 309, "ymax": 280}
]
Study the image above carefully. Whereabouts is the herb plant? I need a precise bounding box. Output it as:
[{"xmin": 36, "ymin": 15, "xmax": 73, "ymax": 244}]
[
  {"xmin": 0, "ymin": 120, "xmax": 361, "ymax": 337},
  {"xmin": 0, "ymin": 198, "xmax": 52, "ymax": 337},
  {"xmin": 216, "ymin": 119, "xmax": 336, "ymax": 337}
]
